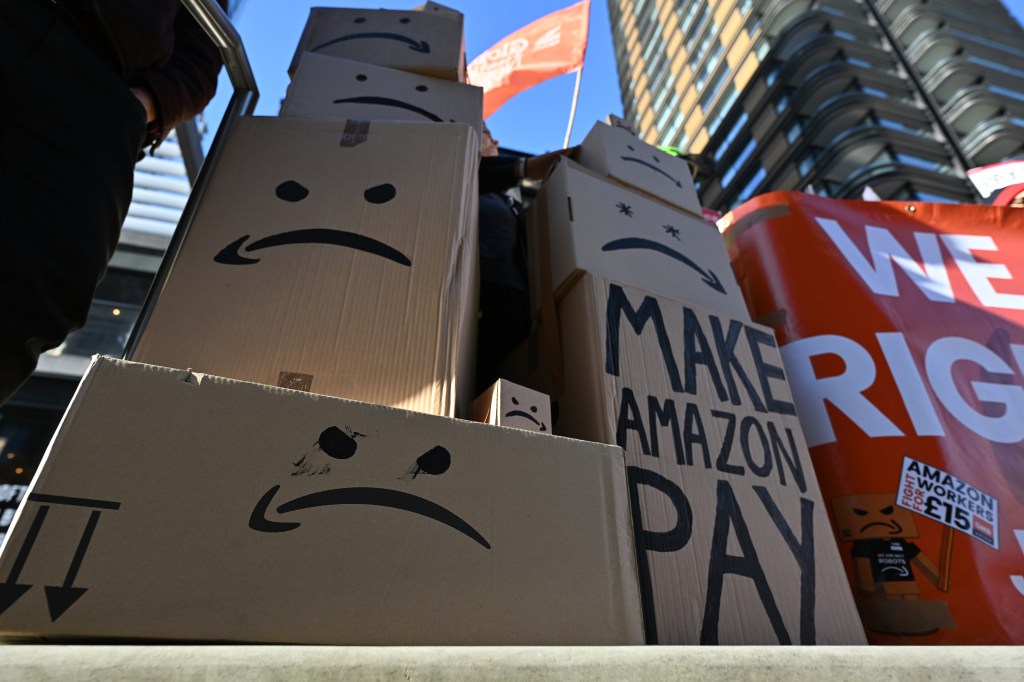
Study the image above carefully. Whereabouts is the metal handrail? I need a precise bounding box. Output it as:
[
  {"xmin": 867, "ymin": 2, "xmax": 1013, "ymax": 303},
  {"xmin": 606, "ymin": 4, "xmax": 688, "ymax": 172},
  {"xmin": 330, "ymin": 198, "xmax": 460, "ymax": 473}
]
[{"xmin": 124, "ymin": 0, "xmax": 259, "ymax": 359}]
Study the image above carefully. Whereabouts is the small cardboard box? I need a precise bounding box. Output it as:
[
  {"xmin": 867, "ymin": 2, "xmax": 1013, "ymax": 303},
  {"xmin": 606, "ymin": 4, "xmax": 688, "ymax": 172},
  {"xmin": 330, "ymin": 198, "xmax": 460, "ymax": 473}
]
[
  {"xmin": 0, "ymin": 357, "xmax": 644, "ymax": 645},
  {"xmin": 131, "ymin": 117, "xmax": 478, "ymax": 418},
  {"xmin": 577, "ymin": 121, "xmax": 702, "ymax": 216},
  {"xmin": 505, "ymin": 273, "xmax": 867, "ymax": 645},
  {"xmin": 529, "ymin": 158, "xmax": 750, "ymax": 322},
  {"xmin": 469, "ymin": 380, "xmax": 552, "ymax": 433},
  {"xmin": 289, "ymin": 6, "xmax": 466, "ymax": 82},
  {"xmin": 282, "ymin": 52, "xmax": 482, "ymax": 139}
]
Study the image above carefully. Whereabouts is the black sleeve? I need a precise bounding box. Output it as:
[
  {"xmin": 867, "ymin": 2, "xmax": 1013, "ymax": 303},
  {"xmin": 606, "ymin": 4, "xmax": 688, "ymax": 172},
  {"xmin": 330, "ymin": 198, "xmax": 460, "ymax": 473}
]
[
  {"xmin": 132, "ymin": 0, "xmax": 227, "ymax": 143},
  {"xmin": 479, "ymin": 156, "xmax": 520, "ymax": 195}
]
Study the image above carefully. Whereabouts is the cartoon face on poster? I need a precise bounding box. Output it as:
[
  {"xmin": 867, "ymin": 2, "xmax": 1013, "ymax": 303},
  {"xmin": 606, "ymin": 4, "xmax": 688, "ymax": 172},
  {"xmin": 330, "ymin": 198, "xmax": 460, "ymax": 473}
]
[{"xmin": 723, "ymin": 192, "xmax": 1024, "ymax": 644}]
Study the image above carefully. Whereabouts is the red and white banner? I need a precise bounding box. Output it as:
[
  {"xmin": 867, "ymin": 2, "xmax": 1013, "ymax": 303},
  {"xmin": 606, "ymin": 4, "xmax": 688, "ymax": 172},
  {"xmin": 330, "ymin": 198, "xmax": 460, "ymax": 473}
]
[
  {"xmin": 468, "ymin": 0, "xmax": 590, "ymax": 119},
  {"xmin": 723, "ymin": 192, "xmax": 1024, "ymax": 644}
]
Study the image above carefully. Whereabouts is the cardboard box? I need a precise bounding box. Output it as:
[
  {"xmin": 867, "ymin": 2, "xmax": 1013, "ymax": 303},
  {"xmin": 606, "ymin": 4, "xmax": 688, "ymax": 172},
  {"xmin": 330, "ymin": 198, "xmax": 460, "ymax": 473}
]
[
  {"xmin": 577, "ymin": 121, "xmax": 702, "ymax": 216},
  {"xmin": 131, "ymin": 117, "xmax": 478, "ymax": 418},
  {"xmin": 289, "ymin": 6, "xmax": 466, "ymax": 82},
  {"xmin": 0, "ymin": 357, "xmax": 644, "ymax": 645},
  {"xmin": 282, "ymin": 52, "xmax": 482, "ymax": 139},
  {"xmin": 505, "ymin": 273, "xmax": 867, "ymax": 645},
  {"xmin": 529, "ymin": 158, "xmax": 750, "ymax": 322},
  {"xmin": 469, "ymin": 380, "xmax": 551, "ymax": 433}
]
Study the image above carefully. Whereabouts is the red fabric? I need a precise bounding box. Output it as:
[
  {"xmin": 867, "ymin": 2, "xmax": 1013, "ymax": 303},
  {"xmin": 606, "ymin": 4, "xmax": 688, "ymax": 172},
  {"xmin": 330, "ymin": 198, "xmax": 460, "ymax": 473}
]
[
  {"xmin": 468, "ymin": 0, "xmax": 590, "ymax": 119},
  {"xmin": 724, "ymin": 192, "xmax": 1024, "ymax": 644}
]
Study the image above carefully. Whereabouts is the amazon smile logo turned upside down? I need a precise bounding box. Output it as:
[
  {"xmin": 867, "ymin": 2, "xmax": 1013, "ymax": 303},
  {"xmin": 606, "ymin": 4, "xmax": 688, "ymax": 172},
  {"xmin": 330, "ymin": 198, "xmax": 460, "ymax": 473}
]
[
  {"xmin": 602, "ymin": 200, "xmax": 726, "ymax": 294},
  {"xmin": 214, "ymin": 180, "xmax": 412, "ymax": 267},
  {"xmin": 250, "ymin": 427, "xmax": 491, "ymax": 549},
  {"xmin": 312, "ymin": 15, "xmax": 431, "ymax": 54}
]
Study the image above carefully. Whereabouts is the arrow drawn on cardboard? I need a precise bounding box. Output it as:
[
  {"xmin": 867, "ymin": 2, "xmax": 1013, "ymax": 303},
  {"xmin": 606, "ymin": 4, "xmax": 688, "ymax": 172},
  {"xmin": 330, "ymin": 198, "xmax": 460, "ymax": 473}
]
[
  {"xmin": 602, "ymin": 238, "xmax": 726, "ymax": 293},
  {"xmin": 0, "ymin": 505, "xmax": 48, "ymax": 616}
]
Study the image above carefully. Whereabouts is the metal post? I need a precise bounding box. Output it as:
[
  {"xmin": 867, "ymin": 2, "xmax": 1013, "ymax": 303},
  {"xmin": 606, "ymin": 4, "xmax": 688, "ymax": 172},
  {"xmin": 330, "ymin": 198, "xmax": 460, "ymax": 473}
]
[{"xmin": 124, "ymin": 0, "xmax": 259, "ymax": 359}]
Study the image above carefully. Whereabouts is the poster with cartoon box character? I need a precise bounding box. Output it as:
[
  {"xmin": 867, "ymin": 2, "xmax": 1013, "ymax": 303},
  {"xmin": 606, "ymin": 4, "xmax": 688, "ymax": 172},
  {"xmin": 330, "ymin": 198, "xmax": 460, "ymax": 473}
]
[{"xmin": 723, "ymin": 192, "xmax": 1024, "ymax": 643}]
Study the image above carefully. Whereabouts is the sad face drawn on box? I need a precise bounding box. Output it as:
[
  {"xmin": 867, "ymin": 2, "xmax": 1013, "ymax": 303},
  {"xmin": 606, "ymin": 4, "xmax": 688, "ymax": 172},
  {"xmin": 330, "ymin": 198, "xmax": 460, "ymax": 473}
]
[
  {"xmin": 620, "ymin": 144, "xmax": 686, "ymax": 190},
  {"xmin": 214, "ymin": 180, "xmax": 412, "ymax": 266},
  {"xmin": 249, "ymin": 427, "xmax": 491, "ymax": 549},
  {"xmin": 504, "ymin": 396, "xmax": 547, "ymax": 432},
  {"xmin": 312, "ymin": 15, "xmax": 431, "ymax": 55},
  {"xmin": 331, "ymin": 73, "xmax": 459, "ymax": 124},
  {"xmin": 601, "ymin": 200, "xmax": 726, "ymax": 293}
]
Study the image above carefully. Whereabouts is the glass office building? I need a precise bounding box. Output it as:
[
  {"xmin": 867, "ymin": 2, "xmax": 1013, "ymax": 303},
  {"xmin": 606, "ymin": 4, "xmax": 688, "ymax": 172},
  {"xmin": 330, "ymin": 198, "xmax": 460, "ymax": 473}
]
[{"xmin": 607, "ymin": 0, "xmax": 1024, "ymax": 210}]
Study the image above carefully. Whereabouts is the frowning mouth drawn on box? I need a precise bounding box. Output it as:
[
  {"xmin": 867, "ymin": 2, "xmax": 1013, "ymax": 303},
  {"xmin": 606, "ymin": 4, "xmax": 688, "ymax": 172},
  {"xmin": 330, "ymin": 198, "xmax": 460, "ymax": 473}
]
[
  {"xmin": 213, "ymin": 180, "xmax": 412, "ymax": 267},
  {"xmin": 503, "ymin": 396, "xmax": 548, "ymax": 432},
  {"xmin": 312, "ymin": 18, "xmax": 431, "ymax": 54},
  {"xmin": 248, "ymin": 427, "xmax": 491, "ymax": 549},
  {"xmin": 599, "ymin": 200, "xmax": 726, "ymax": 293},
  {"xmin": 333, "ymin": 96, "xmax": 455, "ymax": 123},
  {"xmin": 620, "ymin": 144, "xmax": 684, "ymax": 189}
]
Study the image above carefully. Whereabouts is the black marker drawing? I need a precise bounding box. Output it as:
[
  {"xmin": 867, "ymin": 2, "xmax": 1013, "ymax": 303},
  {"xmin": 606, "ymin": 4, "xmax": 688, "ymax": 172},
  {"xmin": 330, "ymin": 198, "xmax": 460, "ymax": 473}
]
[
  {"xmin": 251, "ymin": 431, "xmax": 489, "ymax": 548},
  {"xmin": 293, "ymin": 426, "xmax": 363, "ymax": 477},
  {"xmin": 504, "ymin": 396, "xmax": 547, "ymax": 432},
  {"xmin": 602, "ymin": 238, "xmax": 726, "ymax": 293},
  {"xmin": 663, "ymin": 224, "xmax": 681, "ymax": 240},
  {"xmin": 214, "ymin": 180, "xmax": 411, "ymax": 267},
  {"xmin": 0, "ymin": 494, "xmax": 120, "ymax": 622},
  {"xmin": 616, "ymin": 202, "xmax": 633, "ymax": 217},
  {"xmin": 250, "ymin": 484, "xmax": 490, "ymax": 548},
  {"xmin": 622, "ymin": 145, "xmax": 683, "ymax": 188},
  {"xmin": 313, "ymin": 32, "xmax": 430, "ymax": 54},
  {"xmin": 333, "ymin": 96, "xmax": 453, "ymax": 123}
]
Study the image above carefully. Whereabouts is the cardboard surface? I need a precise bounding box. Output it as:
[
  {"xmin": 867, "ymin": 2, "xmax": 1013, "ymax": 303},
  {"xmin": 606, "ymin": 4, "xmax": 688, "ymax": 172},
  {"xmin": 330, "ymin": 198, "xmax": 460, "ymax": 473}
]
[
  {"xmin": 131, "ymin": 117, "xmax": 478, "ymax": 418},
  {"xmin": 289, "ymin": 7, "xmax": 465, "ymax": 82},
  {"xmin": 469, "ymin": 380, "xmax": 551, "ymax": 433},
  {"xmin": 0, "ymin": 357, "xmax": 644, "ymax": 646},
  {"xmin": 577, "ymin": 122, "xmax": 702, "ymax": 216},
  {"xmin": 507, "ymin": 274, "xmax": 866, "ymax": 645},
  {"xmin": 282, "ymin": 53, "xmax": 482, "ymax": 139},
  {"xmin": 529, "ymin": 159, "xmax": 750, "ymax": 322}
]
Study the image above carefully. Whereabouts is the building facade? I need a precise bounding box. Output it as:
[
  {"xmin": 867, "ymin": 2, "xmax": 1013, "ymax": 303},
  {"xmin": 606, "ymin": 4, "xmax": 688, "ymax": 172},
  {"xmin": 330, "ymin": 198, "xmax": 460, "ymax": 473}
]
[{"xmin": 607, "ymin": 0, "xmax": 1024, "ymax": 210}]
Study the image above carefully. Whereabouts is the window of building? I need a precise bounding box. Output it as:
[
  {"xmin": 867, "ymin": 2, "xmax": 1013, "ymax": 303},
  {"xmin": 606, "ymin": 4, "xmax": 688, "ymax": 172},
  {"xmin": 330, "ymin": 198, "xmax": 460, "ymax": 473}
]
[
  {"xmin": 678, "ymin": 1, "xmax": 705, "ymax": 35},
  {"xmin": 714, "ymin": 110, "xmax": 749, "ymax": 161},
  {"xmin": 737, "ymin": 166, "xmax": 767, "ymax": 202},
  {"xmin": 722, "ymin": 136, "xmax": 756, "ymax": 187},
  {"xmin": 786, "ymin": 121, "xmax": 802, "ymax": 143},
  {"xmin": 706, "ymin": 83, "xmax": 739, "ymax": 137}
]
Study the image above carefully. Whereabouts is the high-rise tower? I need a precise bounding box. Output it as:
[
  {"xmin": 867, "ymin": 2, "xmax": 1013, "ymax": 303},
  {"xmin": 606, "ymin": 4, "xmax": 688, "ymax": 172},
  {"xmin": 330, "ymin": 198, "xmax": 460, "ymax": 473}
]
[{"xmin": 607, "ymin": 0, "xmax": 1024, "ymax": 210}]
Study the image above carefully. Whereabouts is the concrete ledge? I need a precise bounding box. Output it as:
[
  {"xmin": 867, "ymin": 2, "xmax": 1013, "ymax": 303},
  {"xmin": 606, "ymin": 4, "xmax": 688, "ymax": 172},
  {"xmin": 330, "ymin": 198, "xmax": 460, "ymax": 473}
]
[{"xmin": 1, "ymin": 646, "xmax": 1022, "ymax": 681}]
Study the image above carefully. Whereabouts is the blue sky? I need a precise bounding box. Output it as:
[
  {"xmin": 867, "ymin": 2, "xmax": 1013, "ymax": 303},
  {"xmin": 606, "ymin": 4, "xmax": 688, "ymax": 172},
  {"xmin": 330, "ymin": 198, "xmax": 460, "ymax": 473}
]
[
  {"xmin": 203, "ymin": 0, "xmax": 1024, "ymax": 156},
  {"xmin": 203, "ymin": 1, "xmax": 622, "ymax": 155}
]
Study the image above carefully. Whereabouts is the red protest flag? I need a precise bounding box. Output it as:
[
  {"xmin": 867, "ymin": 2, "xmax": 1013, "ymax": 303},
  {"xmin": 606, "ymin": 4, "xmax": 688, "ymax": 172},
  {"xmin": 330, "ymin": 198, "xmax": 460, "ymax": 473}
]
[{"xmin": 468, "ymin": 0, "xmax": 591, "ymax": 119}]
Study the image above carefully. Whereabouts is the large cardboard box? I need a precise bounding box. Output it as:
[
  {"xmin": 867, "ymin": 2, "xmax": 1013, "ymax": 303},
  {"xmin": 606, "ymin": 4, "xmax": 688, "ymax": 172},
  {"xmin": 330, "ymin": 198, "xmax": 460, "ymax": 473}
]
[
  {"xmin": 0, "ymin": 357, "xmax": 644, "ymax": 645},
  {"xmin": 530, "ymin": 158, "xmax": 750, "ymax": 321},
  {"xmin": 289, "ymin": 6, "xmax": 466, "ymax": 82},
  {"xmin": 282, "ymin": 52, "xmax": 482, "ymax": 138},
  {"xmin": 131, "ymin": 117, "xmax": 478, "ymax": 418},
  {"xmin": 506, "ymin": 274, "xmax": 867, "ymax": 645},
  {"xmin": 577, "ymin": 121, "xmax": 702, "ymax": 216}
]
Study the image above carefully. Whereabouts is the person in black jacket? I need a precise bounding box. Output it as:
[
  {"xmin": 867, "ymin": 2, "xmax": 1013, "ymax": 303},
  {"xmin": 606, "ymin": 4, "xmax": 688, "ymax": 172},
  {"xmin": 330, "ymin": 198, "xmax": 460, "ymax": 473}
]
[
  {"xmin": 0, "ymin": 0, "xmax": 225, "ymax": 406},
  {"xmin": 475, "ymin": 123, "xmax": 574, "ymax": 393}
]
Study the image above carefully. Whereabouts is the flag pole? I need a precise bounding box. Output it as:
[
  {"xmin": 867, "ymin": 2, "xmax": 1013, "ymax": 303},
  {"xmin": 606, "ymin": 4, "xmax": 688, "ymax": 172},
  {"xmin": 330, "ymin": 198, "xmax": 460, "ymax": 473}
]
[{"xmin": 563, "ymin": 66, "xmax": 583, "ymax": 148}]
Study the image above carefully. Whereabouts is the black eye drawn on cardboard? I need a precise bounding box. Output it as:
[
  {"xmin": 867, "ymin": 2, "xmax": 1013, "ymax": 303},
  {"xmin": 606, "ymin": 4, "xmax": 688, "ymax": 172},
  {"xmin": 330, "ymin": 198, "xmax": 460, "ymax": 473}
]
[
  {"xmin": 250, "ymin": 431, "xmax": 490, "ymax": 549},
  {"xmin": 602, "ymin": 203, "xmax": 725, "ymax": 293},
  {"xmin": 504, "ymin": 396, "xmax": 547, "ymax": 432},
  {"xmin": 312, "ymin": 17, "xmax": 431, "ymax": 54},
  {"xmin": 622, "ymin": 144, "xmax": 682, "ymax": 188},
  {"xmin": 213, "ymin": 181, "xmax": 411, "ymax": 267},
  {"xmin": 616, "ymin": 202, "xmax": 633, "ymax": 217}
]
